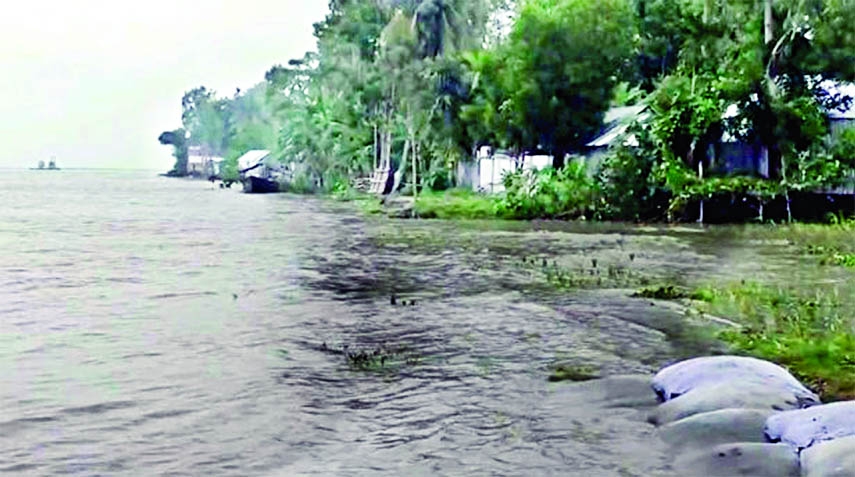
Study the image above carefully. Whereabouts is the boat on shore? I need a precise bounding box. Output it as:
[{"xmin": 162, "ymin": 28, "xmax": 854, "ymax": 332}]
[
  {"xmin": 242, "ymin": 175, "xmax": 281, "ymax": 194},
  {"xmin": 237, "ymin": 150, "xmax": 291, "ymax": 194}
]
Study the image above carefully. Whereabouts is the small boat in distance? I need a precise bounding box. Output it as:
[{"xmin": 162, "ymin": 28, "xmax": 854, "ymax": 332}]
[{"xmin": 31, "ymin": 157, "xmax": 61, "ymax": 170}]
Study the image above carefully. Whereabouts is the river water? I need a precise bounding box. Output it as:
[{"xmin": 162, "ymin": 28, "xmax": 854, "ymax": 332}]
[{"xmin": 0, "ymin": 170, "xmax": 823, "ymax": 476}]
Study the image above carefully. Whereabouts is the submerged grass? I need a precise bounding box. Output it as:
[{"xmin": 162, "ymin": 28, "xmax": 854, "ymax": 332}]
[
  {"xmin": 742, "ymin": 217, "xmax": 855, "ymax": 268},
  {"xmin": 548, "ymin": 363, "xmax": 601, "ymax": 382}
]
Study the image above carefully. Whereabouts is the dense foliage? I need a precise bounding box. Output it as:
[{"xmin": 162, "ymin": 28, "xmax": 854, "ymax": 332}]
[{"xmin": 158, "ymin": 0, "xmax": 855, "ymax": 221}]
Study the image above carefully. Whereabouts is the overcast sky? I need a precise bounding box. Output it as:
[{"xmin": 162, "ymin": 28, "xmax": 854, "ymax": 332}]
[{"xmin": 0, "ymin": 0, "xmax": 328, "ymax": 170}]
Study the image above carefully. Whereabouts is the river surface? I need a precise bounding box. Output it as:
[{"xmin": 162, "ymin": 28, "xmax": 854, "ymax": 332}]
[{"xmin": 0, "ymin": 170, "xmax": 831, "ymax": 476}]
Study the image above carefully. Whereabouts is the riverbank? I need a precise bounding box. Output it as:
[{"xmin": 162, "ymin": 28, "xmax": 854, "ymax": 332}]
[{"xmin": 346, "ymin": 192, "xmax": 855, "ymax": 401}]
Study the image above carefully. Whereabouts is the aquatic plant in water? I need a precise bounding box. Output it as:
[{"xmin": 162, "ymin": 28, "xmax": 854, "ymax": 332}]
[
  {"xmin": 319, "ymin": 342, "xmax": 421, "ymax": 372},
  {"xmin": 548, "ymin": 364, "xmax": 600, "ymax": 382}
]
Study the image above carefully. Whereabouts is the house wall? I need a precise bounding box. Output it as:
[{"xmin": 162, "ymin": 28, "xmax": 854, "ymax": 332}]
[
  {"xmin": 582, "ymin": 148, "xmax": 609, "ymax": 176},
  {"xmin": 830, "ymin": 118, "xmax": 855, "ymax": 138},
  {"xmin": 186, "ymin": 155, "xmax": 224, "ymax": 177},
  {"xmin": 456, "ymin": 160, "xmax": 479, "ymax": 190},
  {"xmin": 717, "ymin": 142, "xmax": 769, "ymax": 178},
  {"xmin": 478, "ymin": 153, "xmax": 515, "ymax": 193}
]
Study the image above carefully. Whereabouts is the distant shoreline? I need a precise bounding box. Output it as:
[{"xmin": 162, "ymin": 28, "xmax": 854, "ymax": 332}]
[{"xmin": 0, "ymin": 167, "xmax": 164, "ymax": 172}]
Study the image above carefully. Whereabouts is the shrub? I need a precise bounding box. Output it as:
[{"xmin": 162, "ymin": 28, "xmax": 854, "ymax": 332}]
[
  {"xmin": 497, "ymin": 162, "xmax": 597, "ymax": 220},
  {"xmin": 597, "ymin": 140, "xmax": 666, "ymax": 221}
]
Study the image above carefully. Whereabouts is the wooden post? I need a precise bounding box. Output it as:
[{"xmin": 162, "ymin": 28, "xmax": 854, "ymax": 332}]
[
  {"xmin": 412, "ymin": 140, "xmax": 418, "ymax": 199},
  {"xmin": 491, "ymin": 151, "xmax": 496, "ymax": 194},
  {"xmin": 698, "ymin": 161, "xmax": 705, "ymax": 224}
]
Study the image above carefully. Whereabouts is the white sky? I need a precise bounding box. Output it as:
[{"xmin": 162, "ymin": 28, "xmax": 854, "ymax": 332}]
[{"xmin": 0, "ymin": 0, "xmax": 328, "ymax": 170}]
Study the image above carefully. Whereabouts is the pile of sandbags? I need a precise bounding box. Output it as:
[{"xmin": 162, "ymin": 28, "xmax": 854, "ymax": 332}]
[
  {"xmin": 766, "ymin": 401, "xmax": 855, "ymax": 476},
  {"xmin": 650, "ymin": 356, "xmax": 855, "ymax": 477},
  {"xmin": 649, "ymin": 356, "xmax": 819, "ymax": 427}
]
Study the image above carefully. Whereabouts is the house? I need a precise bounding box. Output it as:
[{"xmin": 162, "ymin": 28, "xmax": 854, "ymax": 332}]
[
  {"xmin": 586, "ymin": 88, "xmax": 855, "ymax": 179},
  {"xmin": 186, "ymin": 146, "xmax": 224, "ymax": 178},
  {"xmin": 458, "ymin": 146, "xmax": 553, "ymax": 193},
  {"xmin": 828, "ymin": 82, "xmax": 855, "ymax": 137},
  {"xmin": 584, "ymin": 105, "xmax": 650, "ymax": 172}
]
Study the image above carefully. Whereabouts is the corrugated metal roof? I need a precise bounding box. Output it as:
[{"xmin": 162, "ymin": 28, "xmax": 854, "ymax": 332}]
[
  {"xmin": 586, "ymin": 106, "xmax": 649, "ymax": 148},
  {"xmin": 237, "ymin": 150, "xmax": 271, "ymax": 170},
  {"xmin": 828, "ymin": 83, "xmax": 855, "ymax": 119}
]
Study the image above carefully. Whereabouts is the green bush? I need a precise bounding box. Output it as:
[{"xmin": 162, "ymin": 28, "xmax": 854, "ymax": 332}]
[
  {"xmin": 830, "ymin": 128, "xmax": 855, "ymax": 178},
  {"xmin": 597, "ymin": 139, "xmax": 665, "ymax": 221},
  {"xmin": 497, "ymin": 162, "xmax": 597, "ymax": 220},
  {"xmin": 289, "ymin": 171, "xmax": 317, "ymax": 194}
]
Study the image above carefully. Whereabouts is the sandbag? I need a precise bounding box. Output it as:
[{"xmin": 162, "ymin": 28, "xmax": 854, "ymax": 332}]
[
  {"xmin": 657, "ymin": 408, "xmax": 772, "ymax": 451},
  {"xmin": 801, "ymin": 435, "xmax": 855, "ymax": 477},
  {"xmin": 765, "ymin": 401, "xmax": 855, "ymax": 449},
  {"xmin": 652, "ymin": 356, "xmax": 819, "ymax": 406},
  {"xmin": 673, "ymin": 442, "xmax": 800, "ymax": 477},
  {"xmin": 564, "ymin": 374, "xmax": 660, "ymax": 408},
  {"xmin": 649, "ymin": 380, "xmax": 806, "ymax": 425}
]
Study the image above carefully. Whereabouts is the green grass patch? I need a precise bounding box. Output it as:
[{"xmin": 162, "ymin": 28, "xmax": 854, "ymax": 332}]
[
  {"xmin": 696, "ymin": 282, "xmax": 855, "ymax": 400},
  {"xmin": 413, "ymin": 189, "xmax": 501, "ymax": 220}
]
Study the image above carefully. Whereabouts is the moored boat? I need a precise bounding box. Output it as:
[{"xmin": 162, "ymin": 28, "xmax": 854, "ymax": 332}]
[{"xmin": 242, "ymin": 176, "xmax": 281, "ymax": 194}]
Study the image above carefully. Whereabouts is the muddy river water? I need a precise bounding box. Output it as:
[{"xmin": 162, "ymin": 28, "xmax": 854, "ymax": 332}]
[{"xmin": 0, "ymin": 170, "xmax": 836, "ymax": 475}]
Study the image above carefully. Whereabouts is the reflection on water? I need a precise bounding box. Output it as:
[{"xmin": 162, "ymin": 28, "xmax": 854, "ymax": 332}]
[{"xmin": 0, "ymin": 170, "xmax": 829, "ymax": 475}]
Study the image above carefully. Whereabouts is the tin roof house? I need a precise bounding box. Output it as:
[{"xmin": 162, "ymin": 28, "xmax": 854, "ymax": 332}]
[{"xmin": 186, "ymin": 146, "xmax": 225, "ymax": 178}]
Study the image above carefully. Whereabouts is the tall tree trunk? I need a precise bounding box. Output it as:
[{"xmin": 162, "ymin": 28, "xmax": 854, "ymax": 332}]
[
  {"xmin": 764, "ymin": 0, "xmax": 790, "ymax": 220},
  {"xmin": 764, "ymin": 0, "xmax": 774, "ymax": 45},
  {"xmin": 412, "ymin": 138, "xmax": 418, "ymax": 199},
  {"xmin": 373, "ymin": 122, "xmax": 379, "ymax": 170},
  {"xmin": 384, "ymin": 138, "xmax": 409, "ymax": 204},
  {"xmin": 698, "ymin": 161, "xmax": 705, "ymax": 224}
]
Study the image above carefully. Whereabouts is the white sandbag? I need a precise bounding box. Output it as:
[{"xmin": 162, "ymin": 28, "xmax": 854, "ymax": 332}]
[
  {"xmin": 657, "ymin": 408, "xmax": 772, "ymax": 451},
  {"xmin": 652, "ymin": 356, "xmax": 819, "ymax": 406},
  {"xmin": 801, "ymin": 435, "xmax": 855, "ymax": 477},
  {"xmin": 562, "ymin": 374, "xmax": 660, "ymax": 408},
  {"xmin": 673, "ymin": 442, "xmax": 800, "ymax": 477},
  {"xmin": 649, "ymin": 380, "xmax": 806, "ymax": 426},
  {"xmin": 765, "ymin": 401, "xmax": 855, "ymax": 449}
]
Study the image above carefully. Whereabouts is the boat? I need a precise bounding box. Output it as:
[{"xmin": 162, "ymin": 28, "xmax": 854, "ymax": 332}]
[
  {"xmin": 242, "ymin": 175, "xmax": 281, "ymax": 194},
  {"xmin": 237, "ymin": 150, "xmax": 290, "ymax": 194},
  {"xmin": 30, "ymin": 158, "xmax": 60, "ymax": 170}
]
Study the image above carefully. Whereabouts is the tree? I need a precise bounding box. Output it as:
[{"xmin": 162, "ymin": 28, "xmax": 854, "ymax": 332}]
[
  {"xmin": 158, "ymin": 128, "xmax": 188, "ymax": 176},
  {"xmin": 181, "ymin": 86, "xmax": 229, "ymax": 156},
  {"xmin": 504, "ymin": 0, "xmax": 636, "ymax": 168}
]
